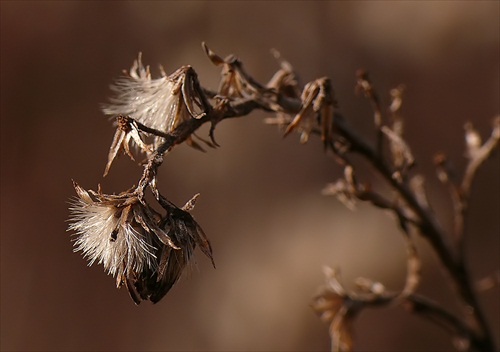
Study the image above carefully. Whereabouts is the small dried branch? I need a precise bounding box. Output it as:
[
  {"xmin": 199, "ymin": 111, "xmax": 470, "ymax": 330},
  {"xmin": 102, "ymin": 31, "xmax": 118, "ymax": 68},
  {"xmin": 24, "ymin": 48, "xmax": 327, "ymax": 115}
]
[
  {"xmin": 434, "ymin": 117, "xmax": 499, "ymax": 257},
  {"xmin": 312, "ymin": 245, "xmax": 421, "ymax": 352},
  {"xmin": 355, "ymin": 69, "xmax": 383, "ymax": 130},
  {"xmin": 355, "ymin": 69, "xmax": 385, "ymax": 155},
  {"xmin": 335, "ymin": 103, "xmax": 497, "ymax": 352},
  {"xmin": 462, "ymin": 117, "xmax": 500, "ymax": 199},
  {"xmin": 404, "ymin": 294, "xmax": 476, "ymax": 351},
  {"xmin": 311, "ymin": 267, "xmax": 393, "ymax": 352}
]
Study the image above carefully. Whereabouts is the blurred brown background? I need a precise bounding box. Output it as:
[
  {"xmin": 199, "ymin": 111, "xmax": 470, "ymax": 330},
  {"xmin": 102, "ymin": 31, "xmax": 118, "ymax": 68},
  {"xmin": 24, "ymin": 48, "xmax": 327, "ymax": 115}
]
[{"xmin": 1, "ymin": 2, "xmax": 499, "ymax": 351}]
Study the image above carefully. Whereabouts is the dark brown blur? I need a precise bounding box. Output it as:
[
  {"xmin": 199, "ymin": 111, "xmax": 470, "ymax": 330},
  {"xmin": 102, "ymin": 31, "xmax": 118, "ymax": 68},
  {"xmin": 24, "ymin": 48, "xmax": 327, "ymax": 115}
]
[{"xmin": 1, "ymin": 2, "xmax": 499, "ymax": 351}]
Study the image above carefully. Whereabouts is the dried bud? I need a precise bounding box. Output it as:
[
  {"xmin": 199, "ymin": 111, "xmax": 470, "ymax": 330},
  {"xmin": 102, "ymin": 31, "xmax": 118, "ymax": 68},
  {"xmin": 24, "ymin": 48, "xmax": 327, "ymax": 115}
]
[
  {"xmin": 203, "ymin": 43, "xmax": 264, "ymax": 99},
  {"xmin": 355, "ymin": 69, "xmax": 382, "ymax": 128},
  {"xmin": 311, "ymin": 267, "xmax": 355, "ymax": 352},
  {"xmin": 409, "ymin": 175, "xmax": 429, "ymax": 209},
  {"xmin": 104, "ymin": 115, "xmax": 154, "ymax": 177},
  {"xmin": 381, "ymin": 125, "xmax": 414, "ymax": 176},
  {"xmin": 203, "ymin": 43, "xmax": 282, "ymax": 111},
  {"xmin": 267, "ymin": 49, "xmax": 301, "ymax": 100},
  {"xmin": 284, "ymin": 77, "xmax": 335, "ymax": 145},
  {"xmin": 464, "ymin": 122, "xmax": 482, "ymax": 159},
  {"xmin": 322, "ymin": 166, "xmax": 358, "ymax": 210},
  {"xmin": 388, "ymin": 84, "xmax": 405, "ymax": 116}
]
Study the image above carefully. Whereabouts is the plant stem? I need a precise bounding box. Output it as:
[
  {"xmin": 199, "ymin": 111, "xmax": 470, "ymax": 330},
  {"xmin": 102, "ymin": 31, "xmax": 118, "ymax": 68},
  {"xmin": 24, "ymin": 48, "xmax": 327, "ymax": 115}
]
[{"xmin": 131, "ymin": 83, "xmax": 495, "ymax": 351}]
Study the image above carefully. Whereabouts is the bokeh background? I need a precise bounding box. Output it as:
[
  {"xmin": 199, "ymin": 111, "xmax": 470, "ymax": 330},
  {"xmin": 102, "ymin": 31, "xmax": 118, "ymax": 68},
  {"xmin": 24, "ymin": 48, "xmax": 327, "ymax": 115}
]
[{"xmin": 1, "ymin": 2, "xmax": 499, "ymax": 351}]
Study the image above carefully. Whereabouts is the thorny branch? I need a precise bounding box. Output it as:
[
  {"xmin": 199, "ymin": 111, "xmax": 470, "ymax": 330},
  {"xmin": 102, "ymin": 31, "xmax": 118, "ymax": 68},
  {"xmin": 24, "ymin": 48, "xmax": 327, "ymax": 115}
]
[{"xmin": 68, "ymin": 43, "xmax": 498, "ymax": 351}]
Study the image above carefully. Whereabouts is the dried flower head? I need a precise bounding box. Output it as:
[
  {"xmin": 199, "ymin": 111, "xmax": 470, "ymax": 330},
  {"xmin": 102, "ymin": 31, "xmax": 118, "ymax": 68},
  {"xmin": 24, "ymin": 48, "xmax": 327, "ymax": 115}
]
[
  {"xmin": 68, "ymin": 182, "xmax": 214, "ymax": 304},
  {"xmin": 68, "ymin": 182, "xmax": 164, "ymax": 287},
  {"xmin": 102, "ymin": 53, "xmax": 211, "ymax": 148}
]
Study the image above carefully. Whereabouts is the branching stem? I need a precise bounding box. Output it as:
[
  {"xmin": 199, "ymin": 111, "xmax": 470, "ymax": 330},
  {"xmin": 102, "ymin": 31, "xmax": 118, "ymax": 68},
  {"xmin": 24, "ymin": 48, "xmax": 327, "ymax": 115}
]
[{"xmin": 98, "ymin": 47, "xmax": 497, "ymax": 350}]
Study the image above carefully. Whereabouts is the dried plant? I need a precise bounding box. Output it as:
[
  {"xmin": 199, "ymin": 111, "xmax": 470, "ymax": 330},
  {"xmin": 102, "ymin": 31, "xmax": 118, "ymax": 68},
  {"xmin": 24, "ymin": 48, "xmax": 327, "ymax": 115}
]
[{"xmin": 68, "ymin": 43, "xmax": 498, "ymax": 351}]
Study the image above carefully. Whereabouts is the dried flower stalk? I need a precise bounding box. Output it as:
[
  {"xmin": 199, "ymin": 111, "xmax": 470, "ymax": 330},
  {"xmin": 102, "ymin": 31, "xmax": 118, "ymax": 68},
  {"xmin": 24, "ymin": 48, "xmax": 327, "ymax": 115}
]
[{"xmin": 68, "ymin": 43, "xmax": 498, "ymax": 352}]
